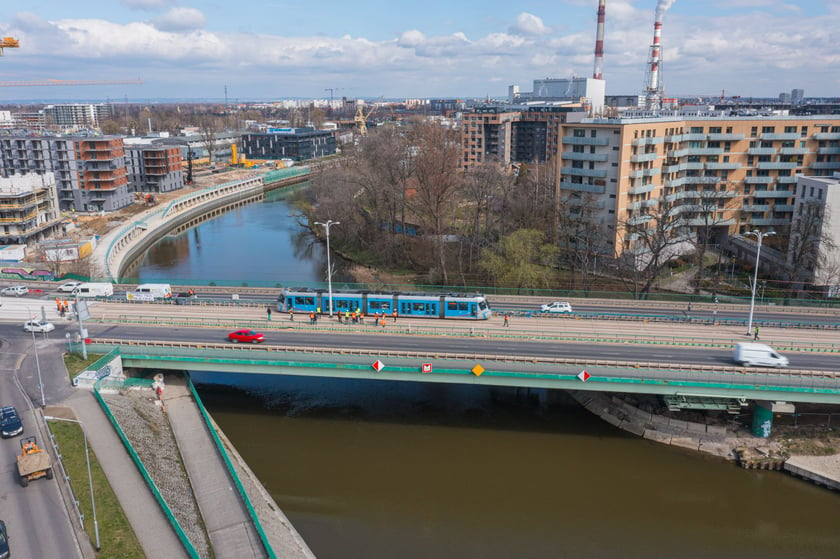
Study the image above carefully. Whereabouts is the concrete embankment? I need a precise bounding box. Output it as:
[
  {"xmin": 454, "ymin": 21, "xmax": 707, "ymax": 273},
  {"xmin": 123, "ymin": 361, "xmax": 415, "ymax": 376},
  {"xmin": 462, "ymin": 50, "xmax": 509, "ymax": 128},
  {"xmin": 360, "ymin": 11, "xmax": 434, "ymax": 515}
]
[{"xmin": 570, "ymin": 390, "xmax": 840, "ymax": 491}]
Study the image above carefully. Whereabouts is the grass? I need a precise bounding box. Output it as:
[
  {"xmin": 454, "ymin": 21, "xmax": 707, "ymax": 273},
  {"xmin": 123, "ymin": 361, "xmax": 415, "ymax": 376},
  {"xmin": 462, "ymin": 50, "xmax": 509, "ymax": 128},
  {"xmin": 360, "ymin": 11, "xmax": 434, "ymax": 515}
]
[
  {"xmin": 49, "ymin": 420, "xmax": 145, "ymax": 559},
  {"xmin": 63, "ymin": 352, "xmax": 104, "ymax": 382}
]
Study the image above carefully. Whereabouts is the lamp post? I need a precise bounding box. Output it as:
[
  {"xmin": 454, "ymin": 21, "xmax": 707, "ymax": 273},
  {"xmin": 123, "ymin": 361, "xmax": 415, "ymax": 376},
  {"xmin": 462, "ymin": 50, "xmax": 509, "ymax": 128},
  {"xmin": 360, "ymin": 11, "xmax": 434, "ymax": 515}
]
[
  {"xmin": 745, "ymin": 229, "xmax": 775, "ymax": 336},
  {"xmin": 314, "ymin": 219, "xmax": 340, "ymax": 317},
  {"xmin": 26, "ymin": 307, "xmax": 46, "ymax": 407},
  {"xmin": 44, "ymin": 416, "xmax": 100, "ymax": 551}
]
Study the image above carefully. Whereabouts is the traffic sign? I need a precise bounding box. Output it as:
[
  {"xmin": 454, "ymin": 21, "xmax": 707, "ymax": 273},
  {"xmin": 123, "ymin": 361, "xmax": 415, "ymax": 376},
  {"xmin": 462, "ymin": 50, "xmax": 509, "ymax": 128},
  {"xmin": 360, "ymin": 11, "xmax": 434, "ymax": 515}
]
[
  {"xmin": 578, "ymin": 370, "xmax": 590, "ymax": 382},
  {"xmin": 372, "ymin": 359, "xmax": 385, "ymax": 372},
  {"xmin": 421, "ymin": 363, "xmax": 432, "ymax": 373}
]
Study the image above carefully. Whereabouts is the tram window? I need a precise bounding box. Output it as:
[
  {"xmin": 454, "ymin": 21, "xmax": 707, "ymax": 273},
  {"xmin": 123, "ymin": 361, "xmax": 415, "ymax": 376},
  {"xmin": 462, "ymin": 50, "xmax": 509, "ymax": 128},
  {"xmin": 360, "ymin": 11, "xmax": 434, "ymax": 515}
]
[
  {"xmin": 335, "ymin": 300, "xmax": 350, "ymax": 309},
  {"xmin": 447, "ymin": 302, "xmax": 468, "ymax": 311},
  {"xmin": 369, "ymin": 301, "xmax": 391, "ymax": 310}
]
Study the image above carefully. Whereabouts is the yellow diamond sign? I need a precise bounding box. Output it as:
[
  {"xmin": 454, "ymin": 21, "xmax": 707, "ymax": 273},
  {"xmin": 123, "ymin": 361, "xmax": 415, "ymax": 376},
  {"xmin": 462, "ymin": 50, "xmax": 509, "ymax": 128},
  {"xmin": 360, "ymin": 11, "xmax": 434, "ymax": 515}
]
[{"xmin": 471, "ymin": 364, "xmax": 485, "ymax": 376}]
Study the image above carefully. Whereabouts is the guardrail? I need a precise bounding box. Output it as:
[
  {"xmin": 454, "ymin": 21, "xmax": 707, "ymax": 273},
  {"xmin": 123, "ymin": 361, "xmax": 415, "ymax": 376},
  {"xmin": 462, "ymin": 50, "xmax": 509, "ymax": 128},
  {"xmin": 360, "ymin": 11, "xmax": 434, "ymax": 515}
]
[{"xmin": 89, "ymin": 338, "xmax": 839, "ymax": 378}]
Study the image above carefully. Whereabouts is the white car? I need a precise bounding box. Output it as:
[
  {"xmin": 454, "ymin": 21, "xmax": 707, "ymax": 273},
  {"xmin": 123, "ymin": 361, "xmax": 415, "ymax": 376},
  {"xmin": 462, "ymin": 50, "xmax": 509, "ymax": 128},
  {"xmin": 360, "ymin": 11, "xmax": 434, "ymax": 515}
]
[
  {"xmin": 24, "ymin": 319, "xmax": 55, "ymax": 333},
  {"xmin": 540, "ymin": 301, "xmax": 573, "ymax": 314},
  {"xmin": 1, "ymin": 285, "xmax": 29, "ymax": 297},
  {"xmin": 57, "ymin": 281, "xmax": 82, "ymax": 293}
]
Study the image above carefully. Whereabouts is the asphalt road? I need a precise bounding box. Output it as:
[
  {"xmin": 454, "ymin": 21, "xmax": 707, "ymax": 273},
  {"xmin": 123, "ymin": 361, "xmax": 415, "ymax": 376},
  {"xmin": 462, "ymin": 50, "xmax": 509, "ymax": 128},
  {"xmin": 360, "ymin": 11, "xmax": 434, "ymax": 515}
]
[
  {"xmin": 85, "ymin": 322, "xmax": 840, "ymax": 372},
  {"xmin": 0, "ymin": 324, "xmax": 83, "ymax": 559}
]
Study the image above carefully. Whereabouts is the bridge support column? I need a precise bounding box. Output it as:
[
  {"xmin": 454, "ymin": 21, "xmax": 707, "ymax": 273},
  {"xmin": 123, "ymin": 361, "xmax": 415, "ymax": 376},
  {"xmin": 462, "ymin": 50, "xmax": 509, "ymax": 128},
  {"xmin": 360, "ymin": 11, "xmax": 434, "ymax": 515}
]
[{"xmin": 751, "ymin": 401, "xmax": 795, "ymax": 438}]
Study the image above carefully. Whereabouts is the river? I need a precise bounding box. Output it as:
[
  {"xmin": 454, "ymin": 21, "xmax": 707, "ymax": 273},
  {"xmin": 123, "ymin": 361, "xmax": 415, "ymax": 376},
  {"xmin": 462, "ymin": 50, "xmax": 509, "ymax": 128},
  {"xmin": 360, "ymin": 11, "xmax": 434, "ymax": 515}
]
[{"xmin": 131, "ymin": 196, "xmax": 840, "ymax": 559}]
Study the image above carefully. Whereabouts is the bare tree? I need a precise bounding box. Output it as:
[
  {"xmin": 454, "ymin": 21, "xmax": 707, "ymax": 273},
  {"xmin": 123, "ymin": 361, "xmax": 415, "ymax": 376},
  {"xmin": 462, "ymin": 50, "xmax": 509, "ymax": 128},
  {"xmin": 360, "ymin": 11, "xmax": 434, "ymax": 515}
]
[
  {"xmin": 683, "ymin": 181, "xmax": 741, "ymax": 293},
  {"xmin": 617, "ymin": 195, "xmax": 692, "ymax": 298},
  {"xmin": 784, "ymin": 201, "xmax": 838, "ymax": 296},
  {"xmin": 557, "ymin": 190, "xmax": 610, "ymax": 293},
  {"xmin": 407, "ymin": 122, "xmax": 462, "ymax": 283},
  {"xmin": 198, "ymin": 116, "xmax": 222, "ymax": 163}
]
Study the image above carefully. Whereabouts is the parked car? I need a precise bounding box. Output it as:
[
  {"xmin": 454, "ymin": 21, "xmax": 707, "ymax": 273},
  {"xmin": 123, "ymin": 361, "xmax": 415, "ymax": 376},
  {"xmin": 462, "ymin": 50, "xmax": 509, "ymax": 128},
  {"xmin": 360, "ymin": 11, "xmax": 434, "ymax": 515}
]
[
  {"xmin": 57, "ymin": 281, "xmax": 82, "ymax": 293},
  {"xmin": 540, "ymin": 301, "xmax": 573, "ymax": 313},
  {"xmin": 228, "ymin": 329, "xmax": 265, "ymax": 344},
  {"xmin": 0, "ymin": 519, "xmax": 9, "ymax": 559},
  {"xmin": 1, "ymin": 285, "xmax": 29, "ymax": 297},
  {"xmin": 1, "ymin": 406, "xmax": 23, "ymax": 438},
  {"xmin": 24, "ymin": 319, "xmax": 55, "ymax": 333}
]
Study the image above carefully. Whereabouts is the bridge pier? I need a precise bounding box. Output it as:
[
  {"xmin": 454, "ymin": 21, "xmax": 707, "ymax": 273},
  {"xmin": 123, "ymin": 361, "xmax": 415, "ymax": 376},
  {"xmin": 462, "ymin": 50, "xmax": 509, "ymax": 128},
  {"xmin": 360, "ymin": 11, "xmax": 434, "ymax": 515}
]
[{"xmin": 751, "ymin": 401, "xmax": 796, "ymax": 438}]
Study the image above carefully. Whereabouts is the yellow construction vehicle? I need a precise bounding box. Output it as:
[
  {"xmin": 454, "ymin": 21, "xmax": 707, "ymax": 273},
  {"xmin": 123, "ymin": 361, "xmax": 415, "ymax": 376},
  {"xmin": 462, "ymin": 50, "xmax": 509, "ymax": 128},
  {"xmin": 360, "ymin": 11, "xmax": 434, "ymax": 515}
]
[
  {"xmin": 0, "ymin": 37, "xmax": 20, "ymax": 56},
  {"xmin": 17, "ymin": 436, "xmax": 53, "ymax": 487}
]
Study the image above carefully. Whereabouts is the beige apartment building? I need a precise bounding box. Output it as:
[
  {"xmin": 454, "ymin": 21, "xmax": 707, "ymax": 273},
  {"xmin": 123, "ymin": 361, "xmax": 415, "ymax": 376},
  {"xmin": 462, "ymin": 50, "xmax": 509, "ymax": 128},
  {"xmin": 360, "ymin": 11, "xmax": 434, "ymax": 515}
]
[{"xmin": 556, "ymin": 115, "xmax": 840, "ymax": 256}]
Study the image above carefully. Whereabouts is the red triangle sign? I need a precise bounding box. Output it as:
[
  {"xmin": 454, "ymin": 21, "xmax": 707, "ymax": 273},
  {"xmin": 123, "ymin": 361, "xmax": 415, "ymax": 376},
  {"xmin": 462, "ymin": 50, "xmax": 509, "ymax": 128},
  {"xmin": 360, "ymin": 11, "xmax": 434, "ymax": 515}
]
[
  {"xmin": 577, "ymin": 370, "xmax": 590, "ymax": 382},
  {"xmin": 372, "ymin": 359, "xmax": 385, "ymax": 372}
]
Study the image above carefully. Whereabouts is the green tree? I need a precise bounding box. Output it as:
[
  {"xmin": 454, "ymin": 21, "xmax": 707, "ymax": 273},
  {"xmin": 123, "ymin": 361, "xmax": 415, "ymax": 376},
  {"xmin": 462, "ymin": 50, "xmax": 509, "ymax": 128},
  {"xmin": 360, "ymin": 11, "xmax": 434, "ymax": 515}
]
[{"xmin": 480, "ymin": 229, "xmax": 557, "ymax": 289}]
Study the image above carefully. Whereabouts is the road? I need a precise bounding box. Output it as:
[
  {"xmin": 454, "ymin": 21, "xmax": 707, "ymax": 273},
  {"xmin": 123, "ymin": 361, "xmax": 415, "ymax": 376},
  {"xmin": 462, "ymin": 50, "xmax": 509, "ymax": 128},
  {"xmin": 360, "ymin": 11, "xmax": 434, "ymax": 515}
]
[{"xmin": 0, "ymin": 323, "xmax": 83, "ymax": 559}]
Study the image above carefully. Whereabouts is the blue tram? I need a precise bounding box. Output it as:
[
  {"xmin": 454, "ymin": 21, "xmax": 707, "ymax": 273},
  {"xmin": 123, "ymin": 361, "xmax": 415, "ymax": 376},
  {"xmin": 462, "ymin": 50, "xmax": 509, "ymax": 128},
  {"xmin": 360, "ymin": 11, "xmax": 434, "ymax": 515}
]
[{"xmin": 277, "ymin": 288, "xmax": 492, "ymax": 320}]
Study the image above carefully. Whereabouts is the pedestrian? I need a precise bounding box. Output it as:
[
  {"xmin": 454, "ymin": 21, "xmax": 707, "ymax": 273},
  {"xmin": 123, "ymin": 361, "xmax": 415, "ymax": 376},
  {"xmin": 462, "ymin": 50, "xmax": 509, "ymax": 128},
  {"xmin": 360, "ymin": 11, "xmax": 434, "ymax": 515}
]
[
  {"xmin": 345, "ymin": 310, "xmax": 351, "ymax": 323},
  {"xmin": 379, "ymin": 317, "xmax": 387, "ymax": 329},
  {"xmin": 289, "ymin": 308, "xmax": 294, "ymax": 321},
  {"xmin": 316, "ymin": 306, "xmax": 321, "ymax": 316},
  {"xmin": 337, "ymin": 311, "xmax": 342, "ymax": 324},
  {"xmin": 55, "ymin": 297, "xmax": 61, "ymax": 311},
  {"xmin": 266, "ymin": 306, "xmax": 272, "ymax": 321},
  {"xmin": 754, "ymin": 325, "xmax": 760, "ymax": 340},
  {"xmin": 503, "ymin": 313, "xmax": 510, "ymax": 327},
  {"xmin": 392, "ymin": 309, "xmax": 398, "ymax": 322},
  {"xmin": 687, "ymin": 301, "xmax": 692, "ymax": 312},
  {"xmin": 309, "ymin": 311, "xmax": 316, "ymax": 325}
]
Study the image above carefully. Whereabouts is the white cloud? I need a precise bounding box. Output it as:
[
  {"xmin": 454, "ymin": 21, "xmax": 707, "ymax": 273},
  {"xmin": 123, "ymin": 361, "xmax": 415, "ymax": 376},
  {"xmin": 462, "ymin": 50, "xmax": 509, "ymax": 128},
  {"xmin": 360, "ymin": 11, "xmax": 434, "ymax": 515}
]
[
  {"xmin": 122, "ymin": 0, "xmax": 172, "ymax": 10},
  {"xmin": 397, "ymin": 30, "xmax": 425, "ymax": 48},
  {"xmin": 509, "ymin": 13, "xmax": 551, "ymax": 36},
  {"xmin": 152, "ymin": 7, "xmax": 206, "ymax": 32}
]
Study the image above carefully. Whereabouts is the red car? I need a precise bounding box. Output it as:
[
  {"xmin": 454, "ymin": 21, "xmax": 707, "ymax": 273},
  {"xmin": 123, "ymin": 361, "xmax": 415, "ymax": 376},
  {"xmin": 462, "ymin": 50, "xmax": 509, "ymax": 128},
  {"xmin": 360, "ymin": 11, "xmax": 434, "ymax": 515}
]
[{"xmin": 228, "ymin": 329, "xmax": 265, "ymax": 344}]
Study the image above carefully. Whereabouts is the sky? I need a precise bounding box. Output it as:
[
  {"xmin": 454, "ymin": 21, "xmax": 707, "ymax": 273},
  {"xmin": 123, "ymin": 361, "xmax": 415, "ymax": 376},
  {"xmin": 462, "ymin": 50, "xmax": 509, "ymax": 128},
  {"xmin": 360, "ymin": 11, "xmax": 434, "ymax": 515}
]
[{"xmin": 0, "ymin": 0, "xmax": 837, "ymax": 103}]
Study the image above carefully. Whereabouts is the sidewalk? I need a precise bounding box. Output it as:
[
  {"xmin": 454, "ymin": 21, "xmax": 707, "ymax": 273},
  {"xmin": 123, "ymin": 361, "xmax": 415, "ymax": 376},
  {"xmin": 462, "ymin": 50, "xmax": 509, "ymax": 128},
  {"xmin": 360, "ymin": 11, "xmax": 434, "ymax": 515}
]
[{"xmin": 161, "ymin": 376, "xmax": 268, "ymax": 559}]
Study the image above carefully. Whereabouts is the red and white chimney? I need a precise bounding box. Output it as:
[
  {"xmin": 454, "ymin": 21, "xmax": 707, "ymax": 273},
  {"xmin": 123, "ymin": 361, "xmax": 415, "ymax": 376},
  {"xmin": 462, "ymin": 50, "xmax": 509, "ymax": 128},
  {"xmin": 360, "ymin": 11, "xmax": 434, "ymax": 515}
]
[{"xmin": 592, "ymin": 0, "xmax": 606, "ymax": 80}]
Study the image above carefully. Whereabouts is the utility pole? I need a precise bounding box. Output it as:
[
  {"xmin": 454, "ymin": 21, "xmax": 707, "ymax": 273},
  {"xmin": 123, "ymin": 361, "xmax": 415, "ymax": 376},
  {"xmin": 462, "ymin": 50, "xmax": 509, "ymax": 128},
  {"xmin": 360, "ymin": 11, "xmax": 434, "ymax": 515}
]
[{"xmin": 745, "ymin": 230, "xmax": 775, "ymax": 336}]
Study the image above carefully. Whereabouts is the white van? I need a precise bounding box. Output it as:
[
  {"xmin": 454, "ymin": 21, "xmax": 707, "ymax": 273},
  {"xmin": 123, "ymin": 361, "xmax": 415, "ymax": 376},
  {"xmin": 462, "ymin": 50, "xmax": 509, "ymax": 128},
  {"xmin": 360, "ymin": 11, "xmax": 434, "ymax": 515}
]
[
  {"xmin": 72, "ymin": 282, "xmax": 114, "ymax": 298},
  {"xmin": 128, "ymin": 283, "xmax": 172, "ymax": 301},
  {"xmin": 733, "ymin": 342, "xmax": 789, "ymax": 368}
]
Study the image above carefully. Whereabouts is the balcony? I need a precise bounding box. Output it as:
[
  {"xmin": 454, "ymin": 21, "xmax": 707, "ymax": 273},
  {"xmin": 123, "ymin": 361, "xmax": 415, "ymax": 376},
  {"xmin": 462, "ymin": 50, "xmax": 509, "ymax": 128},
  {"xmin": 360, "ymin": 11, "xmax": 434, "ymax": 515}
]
[
  {"xmin": 665, "ymin": 177, "xmax": 687, "ymax": 188},
  {"xmin": 629, "ymin": 168, "xmax": 661, "ymax": 179},
  {"xmin": 748, "ymin": 217, "xmax": 789, "ymax": 226},
  {"xmin": 682, "ymin": 162, "xmax": 704, "ymax": 171},
  {"xmin": 705, "ymin": 162, "xmax": 742, "ymax": 170},
  {"xmin": 627, "ymin": 214, "xmax": 653, "ymax": 226},
  {"xmin": 630, "ymin": 152, "xmax": 659, "ymax": 163},
  {"xmin": 631, "ymin": 136, "xmax": 664, "ymax": 146},
  {"xmin": 747, "ymin": 148, "xmax": 777, "ymax": 155},
  {"xmin": 818, "ymin": 147, "xmax": 840, "ymax": 155},
  {"xmin": 682, "ymin": 176, "xmax": 719, "ymax": 185},
  {"xmin": 742, "ymin": 204, "xmax": 771, "ymax": 212},
  {"xmin": 562, "ymin": 152, "xmax": 609, "ymax": 162},
  {"xmin": 558, "ymin": 181, "xmax": 606, "ymax": 194},
  {"xmin": 684, "ymin": 148, "xmax": 723, "ymax": 156},
  {"xmin": 776, "ymin": 176, "xmax": 798, "ymax": 184},
  {"xmin": 780, "ymin": 147, "xmax": 809, "ymax": 155},
  {"xmin": 752, "ymin": 189, "xmax": 792, "ymax": 198},
  {"xmin": 561, "ymin": 167, "xmax": 608, "ymax": 178},
  {"xmin": 811, "ymin": 161, "xmax": 840, "ymax": 169},
  {"xmin": 562, "ymin": 136, "xmax": 609, "ymax": 146},
  {"xmin": 760, "ymin": 133, "xmax": 800, "ymax": 140},
  {"xmin": 813, "ymin": 133, "xmax": 840, "ymax": 140},
  {"xmin": 744, "ymin": 176, "xmax": 773, "ymax": 184},
  {"xmin": 756, "ymin": 161, "xmax": 798, "ymax": 170},
  {"xmin": 668, "ymin": 149, "xmax": 689, "ymax": 158},
  {"xmin": 774, "ymin": 204, "xmax": 795, "ymax": 212},
  {"xmin": 628, "ymin": 184, "xmax": 655, "ymax": 195},
  {"xmin": 707, "ymin": 133, "xmax": 745, "ymax": 141}
]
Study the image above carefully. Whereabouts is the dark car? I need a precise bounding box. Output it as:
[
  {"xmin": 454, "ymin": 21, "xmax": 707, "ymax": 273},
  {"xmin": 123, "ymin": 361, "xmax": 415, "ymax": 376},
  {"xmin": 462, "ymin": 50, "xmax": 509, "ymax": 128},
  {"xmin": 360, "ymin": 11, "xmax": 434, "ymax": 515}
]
[
  {"xmin": 228, "ymin": 329, "xmax": 265, "ymax": 344},
  {"xmin": 0, "ymin": 519, "xmax": 8, "ymax": 559},
  {"xmin": 0, "ymin": 406, "xmax": 23, "ymax": 438}
]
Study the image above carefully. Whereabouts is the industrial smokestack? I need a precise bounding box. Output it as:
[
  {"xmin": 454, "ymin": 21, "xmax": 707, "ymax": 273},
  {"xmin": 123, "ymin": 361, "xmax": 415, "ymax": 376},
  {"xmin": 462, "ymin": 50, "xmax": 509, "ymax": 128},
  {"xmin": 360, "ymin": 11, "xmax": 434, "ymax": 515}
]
[
  {"xmin": 644, "ymin": 0, "xmax": 676, "ymax": 110},
  {"xmin": 592, "ymin": 0, "xmax": 606, "ymax": 80}
]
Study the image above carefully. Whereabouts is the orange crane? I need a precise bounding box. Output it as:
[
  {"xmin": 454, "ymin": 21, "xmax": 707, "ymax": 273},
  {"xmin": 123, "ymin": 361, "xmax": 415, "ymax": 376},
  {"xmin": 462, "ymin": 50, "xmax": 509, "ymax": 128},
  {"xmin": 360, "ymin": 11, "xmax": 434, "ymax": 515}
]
[
  {"xmin": 0, "ymin": 78, "xmax": 143, "ymax": 87},
  {"xmin": 0, "ymin": 37, "xmax": 20, "ymax": 56}
]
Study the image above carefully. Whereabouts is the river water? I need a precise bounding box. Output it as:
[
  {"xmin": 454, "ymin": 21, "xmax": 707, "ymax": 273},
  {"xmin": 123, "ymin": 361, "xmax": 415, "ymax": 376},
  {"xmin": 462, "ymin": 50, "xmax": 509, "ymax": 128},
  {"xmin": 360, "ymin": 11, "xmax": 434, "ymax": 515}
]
[{"xmin": 132, "ymin": 196, "xmax": 840, "ymax": 559}]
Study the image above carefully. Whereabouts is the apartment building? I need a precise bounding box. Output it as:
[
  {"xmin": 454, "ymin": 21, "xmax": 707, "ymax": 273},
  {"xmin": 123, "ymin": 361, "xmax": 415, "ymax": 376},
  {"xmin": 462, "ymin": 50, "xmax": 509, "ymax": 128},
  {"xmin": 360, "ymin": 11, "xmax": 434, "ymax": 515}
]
[
  {"xmin": 555, "ymin": 115, "xmax": 840, "ymax": 256},
  {"xmin": 43, "ymin": 103, "xmax": 112, "ymax": 129},
  {"xmin": 0, "ymin": 135, "xmax": 132, "ymax": 212},
  {"xmin": 125, "ymin": 145, "xmax": 184, "ymax": 193},
  {"xmin": 0, "ymin": 172, "xmax": 62, "ymax": 245},
  {"xmin": 789, "ymin": 174, "xmax": 840, "ymax": 292},
  {"xmin": 461, "ymin": 104, "xmax": 581, "ymax": 170}
]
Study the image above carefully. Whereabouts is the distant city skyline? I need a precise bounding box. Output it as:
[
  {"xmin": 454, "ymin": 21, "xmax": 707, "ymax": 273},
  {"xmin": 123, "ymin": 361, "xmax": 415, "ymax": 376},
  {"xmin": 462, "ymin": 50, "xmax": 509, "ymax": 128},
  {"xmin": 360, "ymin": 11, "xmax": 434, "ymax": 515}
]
[{"xmin": 0, "ymin": 1, "xmax": 836, "ymax": 103}]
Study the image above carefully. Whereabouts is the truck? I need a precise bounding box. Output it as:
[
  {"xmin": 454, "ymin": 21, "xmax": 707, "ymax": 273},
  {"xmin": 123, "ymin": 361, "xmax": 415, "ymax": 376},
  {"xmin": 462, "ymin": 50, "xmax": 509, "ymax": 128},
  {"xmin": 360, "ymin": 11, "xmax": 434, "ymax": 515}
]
[
  {"xmin": 72, "ymin": 282, "xmax": 114, "ymax": 298},
  {"xmin": 733, "ymin": 342, "xmax": 789, "ymax": 368},
  {"xmin": 16, "ymin": 436, "xmax": 53, "ymax": 487}
]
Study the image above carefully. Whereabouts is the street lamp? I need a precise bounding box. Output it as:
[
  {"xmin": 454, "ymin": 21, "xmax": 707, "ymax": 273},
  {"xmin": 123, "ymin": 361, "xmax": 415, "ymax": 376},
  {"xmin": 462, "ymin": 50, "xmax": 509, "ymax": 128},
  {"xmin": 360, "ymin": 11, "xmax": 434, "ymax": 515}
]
[
  {"xmin": 314, "ymin": 219, "xmax": 340, "ymax": 317},
  {"xmin": 745, "ymin": 229, "xmax": 775, "ymax": 336},
  {"xmin": 44, "ymin": 416, "xmax": 100, "ymax": 551},
  {"xmin": 26, "ymin": 307, "xmax": 46, "ymax": 407}
]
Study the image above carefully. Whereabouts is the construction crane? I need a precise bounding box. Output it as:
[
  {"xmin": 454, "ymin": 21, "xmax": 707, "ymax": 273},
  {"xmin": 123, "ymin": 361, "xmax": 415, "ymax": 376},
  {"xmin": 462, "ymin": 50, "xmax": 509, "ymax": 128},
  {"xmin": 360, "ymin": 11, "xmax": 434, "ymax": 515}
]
[
  {"xmin": 324, "ymin": 87, "xmax": 343, "ymax": 103},
  {"xmin": 0, "ymin": 78, "xmax": 143, "ymax": 87},
  {"xmin": 354, "ymin": 96, "xmax": 383, "ymax": 136},
  {"xmin": 0, "ymin": 37, "xmax": 20, "ymax": 56}
]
